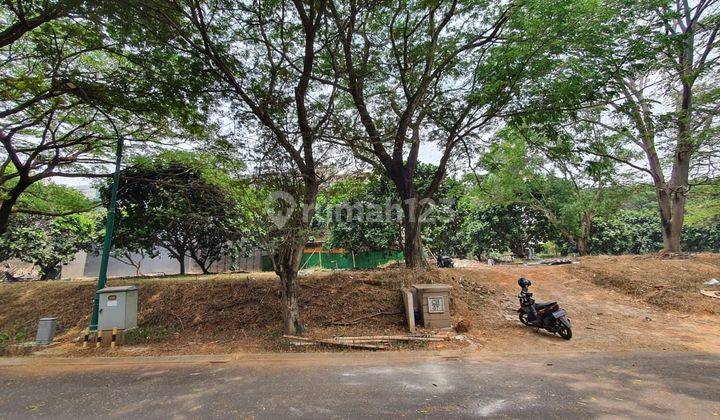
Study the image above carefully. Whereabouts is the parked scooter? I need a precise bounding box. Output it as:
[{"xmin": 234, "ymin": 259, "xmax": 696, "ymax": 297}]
[
  {"xmin": 436, "ymin": 255, "xmax": 454, "ymax": 268},
  {"xmin": 516, "ymin": 277, "xmax": 572, "ymax": 340}
]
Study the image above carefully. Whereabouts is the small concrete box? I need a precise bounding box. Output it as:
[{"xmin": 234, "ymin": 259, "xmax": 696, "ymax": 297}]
[
  {"xmin": 36, "ymin": 317, "xmax": 58, "ymax": 345},
  {"xmin": 413, "ymin": 284, "xmax": 452, "ymax": 329},
  {"xmin": 97, "ymin": 286, "xmax": 138, "ymax": 331}
]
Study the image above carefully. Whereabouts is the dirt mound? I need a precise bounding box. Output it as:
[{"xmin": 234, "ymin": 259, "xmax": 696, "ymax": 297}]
[
  {"xmin": 0, "ymin": 269, "xmax": 496, "ymax": 355},
  {"xmin": 4, "ymin": 255, "xmax": 719, "ymax": 356},
  {"xmin": 565, "ymin": 253, "xmax": 720, "ymax": 314}
]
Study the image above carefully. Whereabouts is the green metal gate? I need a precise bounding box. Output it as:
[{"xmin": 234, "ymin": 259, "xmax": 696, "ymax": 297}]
[{"xmin": 262, "ymin": 250, "xmax": 403, "ymax": 271}]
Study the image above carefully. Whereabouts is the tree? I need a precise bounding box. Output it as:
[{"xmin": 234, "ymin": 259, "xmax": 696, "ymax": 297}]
[
  {"xmin": 320, "ymin": 164, "xmax": 462, "ymax": 257},
  {"xmin": 319, "ymin": 173, "xmax": 403, "ymax": 254},
  {"xmin": 589, "ymin": 181, "xmax": 720, "ymax": 254},
  {"xmin": 119, "ymin": 0, "xmax": 340, "ymax": 334},
  {"xmin": 3, "ymin": 175, "xmax": 99, "ymax": 217},
  {"xmin": 561, "ymin": 0, "xmax": 720, "ymax": 252},
  {"xmin": 324, "ymin": 0, "xmax": 614, "ymax": 267},
  {"xmin": 0, "ymin": 181, "xmax": 99, "ymax": 279},
  {"xmin": 0, "ymin": 0, "xmax": 79, "ymax": 48},
  {"xmin": 477, "ymin": 126, "xmax": 624, "ymax": 255},
  {"xmin": 459, "ymin": 202, "xmax": 554, "ymax": 259},
  {"xmin": 0, "ymin": 2, "xmax": 208, "ymax": 234},
  {"xmin": 106, "ymin": 152, "xmax": 248, "ymax": 275}
]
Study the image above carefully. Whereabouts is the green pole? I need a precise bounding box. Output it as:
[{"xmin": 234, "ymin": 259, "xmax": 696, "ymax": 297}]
[{"xmin": 90, "ymin": 135, "xmax": 124, "ymax": 331}]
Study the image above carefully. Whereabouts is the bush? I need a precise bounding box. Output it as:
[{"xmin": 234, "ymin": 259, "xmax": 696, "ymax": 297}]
[{"xmin": 589, "ymin": 210, "xmax": 720, "ymax": 254}]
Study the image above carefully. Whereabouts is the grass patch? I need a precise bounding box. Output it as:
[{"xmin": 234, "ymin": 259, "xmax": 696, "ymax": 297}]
[
  {"xmin": 0, "ymin": 329, "xmax": 32, "ymax": 356},
  {"xmin": 122, "ymin": 326, "xmax": 178, "ymax": 345}
]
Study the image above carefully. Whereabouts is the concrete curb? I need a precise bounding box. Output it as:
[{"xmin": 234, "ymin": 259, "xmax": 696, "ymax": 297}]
[
  {"xmin": 0, "ymin": 348, "xmax": 684, "ymax": 368},
  {"xmin": 0, "ymin": 349, "xmax": 475, "ymax": 367}
]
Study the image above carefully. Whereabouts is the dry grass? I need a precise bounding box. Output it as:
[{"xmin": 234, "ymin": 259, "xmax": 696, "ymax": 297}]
[
  {"xmin": 566, "ymin": 253, "xmax": 720, "ymax": 314},
  {"xmin": 3, "ymin": 254, "xmax": 719, "ymax": 356},
  {"xmin": 0, "ymin": 268, "xmax": 495, "ymax": 355}
]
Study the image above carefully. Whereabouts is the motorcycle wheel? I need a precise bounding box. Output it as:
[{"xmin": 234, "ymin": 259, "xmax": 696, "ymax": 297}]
[
  {"xmin": 557, "ymin": 324, "xmax": 572, "ymax": 340},
  {"xmin": 518, "ymin": 312, "xmax": 531, "ymax": 326}
]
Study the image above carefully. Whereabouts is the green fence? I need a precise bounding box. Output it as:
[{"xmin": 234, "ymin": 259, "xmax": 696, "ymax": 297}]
[{"xmin": 261, "ymin": 250, "xmax": 404, "ymax": 271}]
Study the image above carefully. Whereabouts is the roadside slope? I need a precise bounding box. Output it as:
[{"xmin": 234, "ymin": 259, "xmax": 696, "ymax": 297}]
[{"xmin": 1, "ymin": 254, "xmax": 719, "ymax": 356}]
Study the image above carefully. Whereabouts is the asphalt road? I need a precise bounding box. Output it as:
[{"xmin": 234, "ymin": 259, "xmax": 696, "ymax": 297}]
[{"xmin": 1, "ymin": 351, "xmax": 719, "ymax": 419}]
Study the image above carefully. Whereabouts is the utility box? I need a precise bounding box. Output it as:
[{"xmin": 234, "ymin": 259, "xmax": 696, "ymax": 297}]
[
  {"xmin": 413, "ymin": 284, "xmax": 452, "ymax": 329},
  {"xmin": 36, "ymin": 317, "xmax": 58, "ymax": 345},
  {"xmin": 97, "ymin": 286, "xmax": 138, "ymax": 331}
]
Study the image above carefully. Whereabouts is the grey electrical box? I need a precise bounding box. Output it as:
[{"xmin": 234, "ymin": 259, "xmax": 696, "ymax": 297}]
[
  {"xmin": 36, "ymin": 317, "xmax": 57, "ymax": 345},
  {"xmin": 97, "ymin": 286, "xmax": 138, "ymax": 331}
]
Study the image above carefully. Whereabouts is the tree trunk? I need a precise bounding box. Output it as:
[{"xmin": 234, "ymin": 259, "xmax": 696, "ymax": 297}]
[
  {"xmin": 402, "ymin": 197, "xmax": 428, "ymax": 268},
  {"xmin": 177, "ymin": 255, "xmax": 186, "ymax": 275},
  {"xmin": 657, "ymin": 174, "xmax": 688, "ymax": 253},
  {"xmin": 270, "ymin": 179, "xmax": 319, "ymax": 335},
  {"xmin": 199, "ymin": 262, "xmax": 211, "ymax": 274},
  {"xmin": 189, "ymin": 251, "xmax": 212, "ymax": 274},
  {"xmin": 511, "ymin": 242, "xmax": 527, "ymax": 259},
  {"xmin": 577, "ymin": 212, "xmax": 592, "ymax": 256},
  {"xmin": 272, "ymin": 239, "xmax": 305, "ymax": 335},
  {"xmin": 576, "ymin": 236, "xmax": 589, "ymax": 256},
  {"xmin": 0, "ymin": 180, "xmax": 28, "ymax": 235},
  {"xmin": 660, "ymin": 64, "xmax": 693, "ymax": 253},
  {"xmin": 667, "ymin": 191, "xmax": 685, "ymax": 252},
  {"xmin": 647, "ymin": 25, "xmax": 693, "ymax": 253},
  {"xmin": 40, "ymin": 263, "xmax": 61, "ymax": 280}
]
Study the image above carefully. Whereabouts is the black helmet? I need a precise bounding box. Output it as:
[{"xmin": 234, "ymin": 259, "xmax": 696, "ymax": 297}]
[{"xmin": 518, "ymin": 277, "xmax": 532, "ymax": 288}]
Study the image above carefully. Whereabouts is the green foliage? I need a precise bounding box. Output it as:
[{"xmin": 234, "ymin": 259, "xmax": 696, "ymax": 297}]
[
  {"xmin": 684, "ymin": 183, "xmax": 720, "ymax": 228},
  {"xmin": 0, "ymin": 329, "xmax": 31, "ymax": 353},
  {"xmin": 319, "ymin": 164, "xmax": 463, "ymax": 254},
  {"xmin": 0, "ymin": 3, "xmax": 212, "ymax": 237},
  {"xmin": 0, "ymin": 213, "xmax": 99, "ymax": 278},
  {"xmin": 318, "ymin": 173, "xmax": 403, "ymax": 253},
  {"xmin": 8, "ymin": 179, "xmax": 97, "ymax": 216},
  {"xmin": 0, "ymin": 181, "xmax": 100, "ymax": 277},
  {"xmin": 106, "ymin": 151, "xmax": 259, "ymax": 274},
  {"xmin": 587, "ymin": 210, "xmax": 663, "ymax": 254},
  {"xmin": 459, "ymin": 201, "xmax": 555, "ymax": 259},
  {"xmin": 476, "ymin": 126, "xmax": 626, "ymax": 254},
  {"xmin": 122, "ymin": 326, "xmax": 177, "ymax": 345},
  {"xmin": 588, "ymin": 209, "xmax": 720, "ymax": 255}
]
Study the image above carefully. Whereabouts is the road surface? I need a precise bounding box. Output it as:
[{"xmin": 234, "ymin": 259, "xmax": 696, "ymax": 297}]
[{"xmin": 1, "ymin": 351, "xmax": 719, "ymax": 419}]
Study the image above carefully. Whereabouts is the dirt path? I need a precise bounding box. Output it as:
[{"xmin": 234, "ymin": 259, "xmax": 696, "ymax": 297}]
[{"xmin": 455, "ymin": 264, "xmax": 720, "ymax": 354}]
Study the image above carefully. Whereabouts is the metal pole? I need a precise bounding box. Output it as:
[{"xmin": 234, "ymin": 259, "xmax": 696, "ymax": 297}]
[
  {"xmin": 64, "ymin": 82, "xmax": 125, "ymax": 332},
  {"xmin": 90, "ymin": 134, "xmax": 124, "ymax": 331}
]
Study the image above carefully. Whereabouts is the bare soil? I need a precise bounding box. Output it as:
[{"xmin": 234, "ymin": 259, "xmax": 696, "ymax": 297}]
[{"xmin": 1, "ymin": 254, "xmax": 719, "ymax": 356}]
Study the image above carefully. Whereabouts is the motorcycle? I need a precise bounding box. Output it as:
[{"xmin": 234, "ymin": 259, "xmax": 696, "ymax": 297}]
[
  {"xmin": 436, "ymin": 255, "xmax": 454, "ymax": 268},
  {"xmin": 516, "ymin": 277, "xmax": 572, "ymax": 340}
]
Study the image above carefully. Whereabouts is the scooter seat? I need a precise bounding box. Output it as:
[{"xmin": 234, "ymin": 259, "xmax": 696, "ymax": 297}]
[{"xmin": 535, "ymin": 301, "xmax": 557, "ymax": 309}]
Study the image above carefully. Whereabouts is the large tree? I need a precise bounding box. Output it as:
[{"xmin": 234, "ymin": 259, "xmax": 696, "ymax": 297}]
[
  {"xmin": 106, "ymin": 152, "xmax": 249, "ymax": 275},
  {"xmin": 479, "ymin": 126, "xmax": 624, "ymax": 255},
  {"xmin": 120, "ymin": 0, "xmax": 339, "ymax": 334},
  {"xmin": 324, "ymin": 0, "xmax": 614, "ymax": 267},
  {"xmin": 563, "ymin": 0, "xmax": 720, "ymax": 252},
  {"xmin": 0, "ymin": 2, "xmax": 206, "ymax": 234},
  {"xmin": 319, "ymin": 163, "xmax": 461, "ymax": 256}
]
